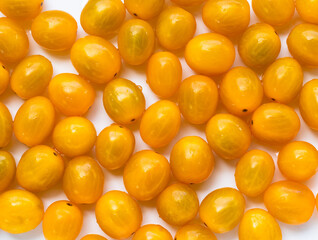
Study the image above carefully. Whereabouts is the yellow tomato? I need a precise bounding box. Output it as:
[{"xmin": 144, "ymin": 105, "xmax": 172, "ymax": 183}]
[
  {"xmin": 125, "ymin": 0, "xmax": 164, "ymax": 19},
  {"xmin": 81, "ymin": 235, "xmax": 107, "ymax": 240},
  {"xmin": 43, "ymin": 200, "xmax": 83, "ymax": 240},
  {"xmin": 11, "ymin": 55, "xmax": 53, "ymax": 99},
  {"xmin": 252, "ymin": 0, "xmax": 295, "ymax": 26},
  {"xmin": 81, "ymin": 0, "xmax": 125, "ymax": 38},
  {"xmin": 0, "ymin": 189, "xmax": 43, "ymax": 234},
  {"xmin": 0, "ymin": 17, "xmax": 29, "ymax": 63},
  {"xmin": 296, "ymin": 0, "xmax": 318, "ymax": 24},
  {"xmin": 14, "ymin": 96, "xmax": 55, "ymax": 147},
  {"xmin": 200, "ymin": 188, "xmax": 245, "ymax": 233},
  {"xmin": 118, "ymin": 19, "xmax": 155, "ymax": 65},
  {"xmin": 278, "ymin": 141, "xmax": 318, "ymax": 182},
  {"xmin": 220, "ymin": 67, "xmax": 263, "ymax": 116},
  {"xmin": 251, "ymin": 103, "xmax": 300, "ymax": 144},
  {"xmin": 239, "ymin": 209, "xmax": 282, "ymax": 240},
  {"xmin": 300, "ymin": 79, "xmax": 318, "ymax": 130},
  {"xmin": 31, "ymin": 10, "xmax": 77, "ymax": 51},
  {"xmin": 178, "ymin": 75, "xmax": 218, "ymax": 124},
  {"xmin": 140, "ymin": 100, "xmax": 181, "ymax": 148},
  {"xmin": 287, "ymin": 23, "xmax": 318, "ymax": 67},
  {"xmin": 52, "ymin": 117, "xmax": 96, "ymax": 157},
  {"xmin": 185, "ymin": 33, "xmax": 235, "ymax": 75},
  {"xmin": 132, "ymin": 224, "xmax": 172, "ymax": 240},
  {"xmin": 170, "ymin": 136, "xmax": 214, "ymax": 184},
  {"xmin": 171, "ymin": 0, "xmax": 205, "ymax": 6},
  {"xmin": 263, "ymin": 57, "xmax": 303, "ymax": 104},
  {"xmin": 63, "ymin": 156, "xmax": 104, "ymax": 204},
  {"xmin": 235, "ymin": 149, "xmax": 275, "ymax": 197},
  {"xmin": 0, "ymin": 0, "xmax": 43, "ymax": 19},
  {"xmin": 175, "ymin": 224, "xmax": 217, "ymax": 240},
  {"xmin": 96, "ymin": 124, "xmax": 135, "ymax": 170},
  {"xmin": 103, "ymin": 78, "xmax": 145, "ymax": 125},
  {"xmin": 239, "ymin": 23, "xmax": 281, "ymax": 68},
  {"xmin": 147, "ymin": 52, "xmax": 182, "ymax": 98},
  {"xmin": 157, "ymin": 183, "xmax": 199, "ymax": 226},
  {"xmin": 0, "ymin": 63, "xmax": 9, "ymax": 95},
  {"xmin": 124, "ymin": 150, "xmax": 170, "ymax": 201},
  {"xmin": 16, "ymin": 145, "xmax": 64, "ymax": 192},
  {"xmin": 156, "ymin": 7, "xmax": 196, "ymax": 51},
  {"xmin": 0, "ymin": 151, "xmax": 15, "ymax": 192},
  {"xmin": 202, "ymin": 0, "xmax": 250, "ymax": 36},
  {"xmin": 71, "ymin": 36, "xmax": 121, "ymax": 84},
  {"xmin": 264, "ymin": 181, "xmax": 315, "ymax": 225},
  {"xmin": 96, "ymin": 190, "xmax": 142, "ymax": 239},
  {"xmin": 0, "ymin": 102, "xmax": 12, "ymax": 148},
  {"xmin": 206, "ymin": 114, "xmax": 251, "ymax": 160},
  {"xmin": 48, "ymin": 73, "xmax": 95, "ymax": 116}
]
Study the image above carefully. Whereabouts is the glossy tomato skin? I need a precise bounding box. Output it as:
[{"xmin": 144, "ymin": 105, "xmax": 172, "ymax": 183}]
[
  {"xmin": 125, "ymin": 0, "xmax": 164, "ymax": 20},
  {"xmin": 0, "ymin": 151, "xmax": 15, "ymax": 192},
  {"xmin": 0, "ymin": 63, "xmax": 9, "ymax": 95},
  {"xmin": 175, "ymin": 224, "xmax": 217, "ymax": 240},
  {"xmin": 171, "ymin": 0, "xmax": 205, "ymax": 6},
  {"xmin": 43, "ymin": 200, "xmax": 83, "ymax": 240},
  {"xmin": 132, "ymin": 224, "xmax": 173, "ymax": 240},
  {"xmin": 81, "ymin": 235, "xmax": 108, "ymax": 240},
  {"xmin": 0, "ymin": 102, "xmax": 12, "ymax": 148},
  {"xmin": 296, "ymin": 0, "xmax": 318, "ymax": 24},
  {"xmin": 0, "ymin": 0, "xmax": 43, "ymax": 19}
]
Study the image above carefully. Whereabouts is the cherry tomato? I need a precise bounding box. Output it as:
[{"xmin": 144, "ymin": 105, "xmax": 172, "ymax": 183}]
[
  {"xmin": 0, "ymin": 151, "xmax": 15, "ymax": 192},
  {"xmin": 14, "ymin": 96, "xmax": 55, "ymax": 147},
  {"xmin": 0, "ymin": 0, "xmax": 43, "ymax": 19},
  {"xmin": 11, "ymin": 55, "xmax": 53, "ymax": 99},
  {"xmin": 118, "ymin": 19, "xmax": 155, "ymax": 65},
  {"xmin": 140, "ymin": 100, "xmax": 181, "ymax": 148},
  {"xmin": 0, "ymin": 63, "xmax": 9, "ymax": 95},
  {"xmin": 171, "ymin": 0, "xmax": 205, "ymax": 6},
  {"xmin": 125, "ymin": 0, "xmax": 164, "ymax": 20},
  {"xmin": 71, "ymin": 36, "xmax": 121, "ymax": 84},
  {"xmin": 124, "ymin": 150, "xmax": 170, "ymax": 201},
  {"xmin": 175, "ymin": 224, "xmax": 217, "ymax": 240},
  {"xmin": 16, "ymin": 145, "xmax": 64, "ymax": 192},
  {"xmin": 235, "ymin": 149, "xmax": 275, "ymax": 197},
  {"xmin": 178, "ymin": 75, "xmax": 218, "ymax": 124},
  {"xmin": 52, "ymin": 117, "xmax": 96, "ymax": 157},
  {"xmin": 157, "ymin": 183, "xmax": 199, "ymax": 226},
  {"xmin": 43, "ymin": 200, "xmax": 83, "ymax": 240},
  {"xmin": 206, "ymin": 114, "xmax": 251, "ymax": 160},
  {"xmin": 170, "ymin": 136, "xmax": 214, "ymax": 184},
  {"xmin": 264, "ymin": 181, "xmax": 315, "ymax": 225},
  {"xmin": 103, "ymin": 78, "xmax": 145, "ymax": 125},
  {"xmin": 199, "ymin": 188, "xmax": 245, "ymax": 233},
  {"xmin": 0, "ymin": 102, "xmax": 12, "ymax": 148},
  {"xmin": 96, "ymin": 190, "xmax": 142, "ymax": 239},
  {"xmin": 185, "ymin": 33, "xmax": 235, "ymax": 75},
  {"xmin": 132, "ymin": 224, "xmax": 173, "ymax": 240},
  {"xmin": 81, "ymin": 235, "xmax": 107, "ymax": 240},
  {"xmin": 0, "ymin": 189, "xmax": 43, "ymax": 234},
  {"xmin": 48, "ymin": 73, "xmax": 95, "ymax": 116},
  {"xmin": 31, "ymin": 10, "xmax": 77, "ymax": 51},
  {"xmin": 296, "ymin": 0, "xmax": 318, "ymax": 24}
]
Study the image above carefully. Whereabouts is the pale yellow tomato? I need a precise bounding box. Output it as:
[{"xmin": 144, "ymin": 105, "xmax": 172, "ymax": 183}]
[
  {"xmin": 156, "ymin": 6, "xmax": 196, "ymax": 50},
  {"xmin": 178, "ymin": 75, "xmax": 218, "ymax": 124},
  {"xmin": 171, "ymin": 0, "xmax": 205, "ymax": 6},
  {"xmin": 220, "ymin": 67, "xmax": 263, "ymax": 116},
  {"xmin": 235, "ymin": 150, "xmax": 275, "ymax": 197},
  {"xmin": 0, "ymin": 102, "xmax": 12, "ymax": 148},
  {"xmin": 52, "ymin": 117, "xmax": 96, "ymax": 157},
  {"xmin": 132, "ymin": 224, "xmax": 173, "ymax": 240},
  {"xmin": 239, "ymin": 209, "xmax": 282, "ymax": 240},
  {"xmin": 263, "ymin": 57, "xmax": 303, "ymax": 104},
  {"xmin": 0, "ymin": 17, "xmax": 29, "ymax": 63},
  {"xmin": 14, "ymin": 96, "xmax": 55, "ymax": 147},
  {"xmin": 264, "ymin": 181, "xmax": 315, "ymax": 225},
  {"xmin": 147, "ymin": 52, "xmax": 182, "ymax": 98},
  {"xmin": 200, "ymin": 188, "xmax": 245, "ymax": 233},
  {"xmin": 239, "ymin": 23, "xmax": 281, "ymax": 68},
  {"xmin": 0, "ymin": 63, "xmax": 9, "ymax": 95},
  {"xmin": 0, "ymin": 0, "xmax": 43, "ymax": 19},
  {"xmin": 0, "ymin": 189, "xmax": 43, "ymax": 234},
  {"xmin": 63, "ymin": 156, "xmax": 104, "ymax": 204},
  {"xmin": 125, "ymin": 0, "xmax": 164, "ymax": 19},
  {"xmin": 81, "ymin": 0, "xmax": 126, "ymax": 38},
  {"xmin": 81, "ymin": 235, "xmax": 107, "ymax": 240},
  {"xmin": 206, "ymin": 114, "xmax": 251, "ymax": 160},
  {"xmin": 157, "ymin": 183, "xmax": 199, "ymax": 226},
  {"xmin": 0, "ymin": 151, "xmax": 15, "ymax": 192},
  {"xmin": 96, "ymin": 190, "xmax": 142, "ymax": 239},
  {"xmin": 16, "ymin": 145, "xmax": 64, "ymax": 192},
  {"xmin": 31, "ymin": 10, "xmax": 77, "ymax": 51},
  {"xmin": 48, "ymin": 73, "xmax": 95, "ymax": 116},
  {"xmin": 170, "ymin": 136, "xmax": 214, "ymax": 184},
  {"xmin": 43, "ymin": 201, "xmax": 83, "ymax": 240},
  {"xmin": 175, "ymin": 224, "xmax": 217, "ymax": 240},
  {"xmin": 202, "ymin": 0, "xmax": 250, "ymax": 36},
  {"xmin": 296, "ymin": 0, "xmax": 318, "ymax": 24},
  {"xmin": 118, "ymin": 19, "xmax": 155, "ymax": 65},
  {"xmin": 185, "ymin": 33, "xmax": 235, "ymax": 75},
  {"xmin": 140, "ymin": 100, "xmax": 181, "ymax": 148},
  {"xmin": 251, "ymin": 103, "xmax": 300, "ymax": 144},
  {"xmin": 11, "ymin": 55, "xmax": 53, "ymax": 99}
]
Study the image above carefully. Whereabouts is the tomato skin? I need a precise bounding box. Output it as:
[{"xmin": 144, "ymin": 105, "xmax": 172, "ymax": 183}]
[
  {"xmin": 296, "ymin": 0, "xmax": 318, "ymax": 24},
  {"xmin": 0, "ymin": 151, "xmax": 15, "ymax": 192},
  {"xmin": 125, "ymin": 0, "xmax": 164, "ymax": 20},
  {"xmin": 0, "ymin": 63, "xmax": 9, "ymax": 95},
  {"xmin": 175, "ymin": 224, "xmax": 217, "ymax": 240},
  {"xmin": 81, "ymin": 235, "xmax": 108, "ymax": 240},
  {"xmin": 0, "ymin": 0, "xmax": 43, "ymax": 19},
  {"xmin": 132, "ymin": 224, "xmax": 173, "ymax": 240},
  {"xmin": 171, "ymin": 0, "xmax": 205, "ymax": 6},
  {"xmin": 0, "ymin": 102, "xmax": 12, "ymax": 148}
]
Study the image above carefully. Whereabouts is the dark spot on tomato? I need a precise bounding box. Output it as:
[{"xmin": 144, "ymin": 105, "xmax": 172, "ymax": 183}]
[
  {"xmin": 66, "ymin": 203, "xmax": 72, "ymax": 206},
  {"xmin": 242, "ymin": 109, "xmax": 248, "ymax": 112},
  {"xmin": 251, "ymin": 120, "xmax": 254, "ymax": 125},
  {"xmin": 271, "ymin": 98, "xmax": 276, "ymax": 101},
  {"xmin": 131, "ymin": 232, "xmax": 135, "ymax": 236},
  {"xmin": 41, "ymin": 2, "xmax": 43, "ymax": 6},
  {"xmin": 119, "ymin": 125, "xmax": 123, "ymax": 128},
  {"xmin": 275, "ymin": 31, "xmax": 278, "ymax": 35},
  {"xmin": 131, "ymin": 118, "xmax": 135, "ymax": 122},
  {"xmin": 133, "ymin": 13, "xmax": 138, "ymax": 17},
  {"xmin": 114, "ymin": 73, "xmax": 117, "ymax": 77},
  {"xmin": 203, "ymin": 222, "xmax": 208, "ymax": 227},
  {"xmin": 2, "ymin": 65, "xmax": 5, "ymax": 69},
  {"xmin": 53, "ymin": 152, "xmax": 57, "ymax": 156}
]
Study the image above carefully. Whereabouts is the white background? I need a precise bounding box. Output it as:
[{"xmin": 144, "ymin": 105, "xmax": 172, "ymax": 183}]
[{"xmin": 1, "ymin": 0, "xmax": 318, "ymax": 239}]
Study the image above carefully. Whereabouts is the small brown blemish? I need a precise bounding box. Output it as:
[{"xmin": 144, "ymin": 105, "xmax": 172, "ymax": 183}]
[
  {"xmin": 131, "ymin": 118, "xmax": 135, "ymax": 122},
  {"xmin": 133, "ymin": 13, "xmax": 138, "ymax": 16},
  {"xmin": 190, "ymin": 183, "xmax": 194, "ymax": 185},
  {"xmin": 131, "ymin": 232, "xmax": 135, "ymax": 236},
  {"xmin": 251, "ymin": 120, "xmax": 254, "ymax": 125},
  {"xmin": 66, "ymin": 203, "xmax": 72, "ymax": 206},
  {"xmin": 175, "ymin": 238, "xmax": 177, "ymax": 240},
  {"xmin": 2, "ymin": 65, "xmax": 5, "ymax": 69},
  {"xmin": 242, "ymin": 109, "xmax": 248, "ymax": 112},
  {"xmin": 41, "ymin": 2, "xmax": 43, "ymax": 6},
  {"xmin": 114, "ymin": 73, "xmax": 117, "ymax": 77},
  {"xmin": 53, "ymin": 152, "xmax": 57, "ymax": 156},
  {"xmin": 275, "ymin": 31, "xmax": 278, "ymax": 35},
  {"xmin": 271, "ymin": 98, "xmax": 276, "ymax": 101},
  {"xmin": 203, "ymin": 222, "xmax": 208, "ymax": 227},
  {"xmin": 119, "ymin": 125, "xmax": 123, "ymax": 128}
]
